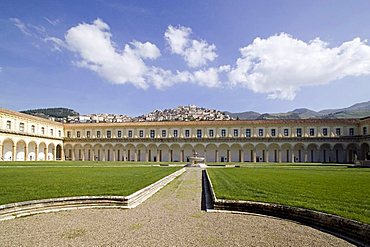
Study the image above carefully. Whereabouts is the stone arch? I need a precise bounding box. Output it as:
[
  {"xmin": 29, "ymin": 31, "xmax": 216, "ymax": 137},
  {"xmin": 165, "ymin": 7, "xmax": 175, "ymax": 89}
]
[
  {"xmin": 360, "ymin": 143, "xmax": 370, "ymax": 160},
  {"xmin": 136, "ymin": 143, "xmax": 146, "ymax": 162},
  {"xmin": 293, "ymin": 143, "xmax": 305, "ymax": 162},
  {"xmin": 146, "ymin": 144, "xmax": 157, "ymax": 162},
  {"xmin": 346, "ymin": 143, "xmax": 359, "ymax": 163},
  {"xmin": 103, "ymin": 143, "xmax": 114, "ymax": 161},
  {"xmin": 169, "ymin": 144, "xmax": 181, "ymax": 162},
  {"xmin": 255, "ymin": 143, "xmax": 267, "ymax": 162},
  {"xmin": 218, "ymin": 143, "xmax": 230, "ymax": 162},
  {"xmin": 56, "ymin": 144, "xmax": 62, "ymax": 160},
  {"xmin": 16, "ymin": 139, "xmax": 27, "ymax": 161},
  {"xmin": 205, "ymin": 144, "xmax": 217, "ymax": 162},
  {"xmin": 38, "ymin": 142, "xmax": 47, "ymax": 161},
  {"xmin": 230, "ymin": 143, "xmax": 242, "ymax": 162},
  {"xmin": 83, "ymin": 144, "xmax": 93, "ymax": 161},
  {"xmin": 319, "ymin": 143, "xmax": 331, "ymax": 163},
  {"xmin": 242, "ymin": 143, "xmax": 254, "ymax": 162},
  {"xmin": 125, "ymin": 144, "xmax": 136, "ymax": 162},
  {"xmin": 3, "ymin": 138, "xmax": 14, "ymax": 161},
  {"xmin": 93, "ymin": 143, "xmax": 103, "ymax": 161},
  {"xmin": 307, "ymin": 143, "xmax": 319, "ymax": 163},
  {"xmin": 47, "ymin": 143, "xmax": 55, "ymax": 161},
  {"xmin": 194, "ymin": 143, "xmax": 206, "ymax": 157},
  {"xmin": 114, "ymin": 144, "xmax": 125, "ymax": 161},
  {"xmin": 267, "ymin": 143, "xmax": 280, "ymax": 163},
  {"xmin": 64, "ymin": 144, "xmax": 73, "ymax": 160},
  {"xmin": 158, "ymin": 144, "xmax": 170, "ymax": 162},
  {"xmin": 181, "ymin": 144, "xmax": 193, "ymax": 163},
  {"xmin": 333, "ymin": 143, "xmax": 345, "ymax": 163},
  {"xmin": 73, "ymin": 143, "xmax": 84, "ymax": 161},
  {"xmin": 281, "ymin": 143, "xmax": 292, "ymax": 162}
]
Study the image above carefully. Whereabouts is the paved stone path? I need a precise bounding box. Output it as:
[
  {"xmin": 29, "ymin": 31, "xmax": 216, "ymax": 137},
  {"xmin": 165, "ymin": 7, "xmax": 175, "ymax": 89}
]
[{"xmin": 0, "ymin": 168, "xmax": 352, "ymax": 246}]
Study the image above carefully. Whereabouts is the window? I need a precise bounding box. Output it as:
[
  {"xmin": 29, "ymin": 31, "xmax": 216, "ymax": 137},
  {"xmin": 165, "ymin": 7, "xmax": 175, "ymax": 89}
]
[
  {"xmin": 185, "ymin": 129, "xmax": 190, "ymax": 138},
  {"xmin": 97, "ymin": 131, "xmax": 101, "ymax": 138},
  {"xmin": 117, "ymin": 130, "xmax": 122, "ymax": 138},
  {"xmin": 50, "ymin": 129, "xmax": 54, "ymax": 136},
  {"xmin": 296, "ymin": 128, "xmax": 302, "ymax": 137},
  {"xmin": 271, "ymin": 129, "xmax": 276, "ymax": 137},
  {"xmin": 284, "ymin": 129, "xmax": 289, "ymax": 136},
  {"xmin": 246, "ymin": 129, "xmax": 251, "ymax": 138},
  {"xmin": 233, "ymin": 129, "xmax": 239, "ymax": 137},
  {"xmin": 209, "ymin": 129, "xmax": 214, "ymax": 137},
  {"xmin": 41, "ymin": 127, "xmax": 45, "ymax": 135},
  {"xmin": 128, "ymin": 130, "xmax": 133, "ymax": 138},
  {"xmin": 31, "ymin": 125, "xmax": 35, "ymax": 133},
  {"xmin": 364, "ymin": 127, "xmax": 368, "ymax": 135},
  {"xmin": 173, "ymin": 129, "xmax": 178, "ymax": 138},
  {"xmin": 58, "ymin": 130, "xmax": 62, "ymax": 137},
  {"xmin": 221, "ymin": 129, "xmax": 226, "ymax": 137},
  {"xmin": 150, "ymin": 130, "xmax": 155, "ymax": 138},
  {"xmin": 19, "ymin": 123, "xmax": 25, "ymax": 132},
  {"xmin": 139, "ymin": 130, "xmax": 144, "ymax": 138},
  {"xmin": 336, "ymin": 128, "xmax": 341, "ymax": 136},
  {"xmin": 6, "ymin": 120, "xmax": 11, "ymax": 129},
  {"xmin": 197, "ymin": 129, "xmax": 202, "ymax": 138},
  {"xmin": 67, "ymin": 131, "xmax": 71, "ymax": 138},
  {"xmin": 323, "ymin": 128, "xmax": 328, "ymax": 136},
  {"xmin": 77, "ymin": 131, "xmax": 81, "ymax": 138},
  {"xmin": 258, "ymin": 129, "xmax": 263, "ymax": 137},
  {"xmin": 106, "ymin": 130, "xmax": 111, "ymax": 138},
  {"xmin": 87, "ymin": 131, "xmax": 91, "ymax": 138},
  {"xmin": 162, "ymin": 130, "xmax": 166, "ymax": 137},
  {"xmin": 309, "ymin": 128, "xmax": 315, "ymax": 136},
  {"xmin": 349, "ymin": 128, "xmax": 354, "ymax": 136}
]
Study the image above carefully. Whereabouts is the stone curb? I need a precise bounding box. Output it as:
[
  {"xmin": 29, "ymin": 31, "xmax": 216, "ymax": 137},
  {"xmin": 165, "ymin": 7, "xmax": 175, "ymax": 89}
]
[
  {"xmin": 203, "ymin": 170, "xmax": 370, "ymax": 247},
  {"xmin": 0, "ymin": 168, "xmax": 186, "ymax": 221}
]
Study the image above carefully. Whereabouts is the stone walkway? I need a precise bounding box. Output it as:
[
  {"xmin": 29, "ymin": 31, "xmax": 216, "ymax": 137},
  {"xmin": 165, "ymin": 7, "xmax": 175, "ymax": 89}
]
[{"xmin": 0, "ymin": 168, "xmax": 352, "ymax": 246}]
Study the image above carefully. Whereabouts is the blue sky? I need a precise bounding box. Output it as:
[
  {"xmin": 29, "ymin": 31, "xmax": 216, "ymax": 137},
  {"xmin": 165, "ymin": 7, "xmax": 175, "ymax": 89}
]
[{"xmin": 1, "ymin": 0, "xmax": 370, "ymax": 115}]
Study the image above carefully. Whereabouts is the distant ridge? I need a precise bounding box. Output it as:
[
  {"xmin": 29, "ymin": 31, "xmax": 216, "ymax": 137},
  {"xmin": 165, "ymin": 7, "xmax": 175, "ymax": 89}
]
[{"xmin": 20, "ymin": 100, "xmax": 370, "ymax": 123}]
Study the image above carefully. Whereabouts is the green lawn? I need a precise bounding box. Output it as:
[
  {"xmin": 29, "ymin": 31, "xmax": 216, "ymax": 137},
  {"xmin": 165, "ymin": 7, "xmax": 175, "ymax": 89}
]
[
  {"xmin": 0, "ymin": 165, "xmax": 180, "ymax": 205},
  {"xmin": 207, "ymin": 166, "xmax": 370, "ymax": 224}
]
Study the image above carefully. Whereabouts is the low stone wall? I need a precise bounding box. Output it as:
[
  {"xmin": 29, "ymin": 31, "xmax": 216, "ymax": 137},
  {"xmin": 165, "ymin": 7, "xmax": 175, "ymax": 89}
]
[
  {"xmin": 203, "ymin": 170, "xmax": 370, "ymax": 247},
  {"xmin": 0, "ymin": 168, "xmax": 185, "ymax": 221}
]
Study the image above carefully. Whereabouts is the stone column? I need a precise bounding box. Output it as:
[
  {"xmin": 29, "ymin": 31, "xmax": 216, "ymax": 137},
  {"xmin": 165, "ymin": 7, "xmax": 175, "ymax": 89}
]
[
  {"xmin": 123, "ymin": 149, "xmax": 127, "ymax": 162},
  {"xmin": 240, "ymin": 149, "xmax": 244, "ymax": 162},
  {"xmin": 145, "ymin": 149, "xmax": 149, "ymax": 162},
  {"xmin": 304, "ymin": 150, "xmax": 308, "ymax": 163},
  {"xmin": 180, "ymin": 150, "xmax": 183, "ymax": 162},
  {"xmin": 227, "ymin": 149, "xmax": 231, "ymax": 162},
  {"xmin": 52, "ymin": 147, "xmax": 56, "ymax": 161},
  {"xmin": 12, "ymin": 145, "xmax": 16, "ymax": 161},
  {"xmin": 157, "ymin": 149, "xmax": 160, "ymax": 162},
  {"xmin": 102, "ymin": 149, "xmax": 105, "ymax": 161},
  {"xmin": 169, "ymin": 150, "xmax": 173, "ymax": 162},
  {"xmin": 278, "ymin": 149, "xmax": 282, "ymax": 163},
  {"xmin": 291, "ymin": 151, "xmax": 295, "ymax": 163},
  {"xmin": 113, "ymin": 149, "xmax": 116, "ymax": 161},
  {"xmin": 265, "ymin": 150, "xmax": 269, "ymax": 162},
  {"xmin": 44, "ymin": 148, "xmax": 47, "ymax": 160},
  {"xmin": 71, "ymin": 148, "xmax": 75, "ymax": 161},
  {"xmin": 215, "ymin": 150, "xmax": 219, "ymax": 162},
  {"xmin": 35, "ymin": 146, "xmax": 38, "ymax": 161},
  {"xmin": 92, "ymin": 149, "xmax": 95, "ymax": 161},
  {"xmin": 82, "ymin": 149, "xmax": 85, "ymax": 161},
  {"xmin": 61, "ymin": 146, "xmax": 64, "ymax": 161},
  {"xmin": 252, "ymin": 150, "xmax": 256, "ymax": 163},
  {"xmin": 0, "ymin": 144, "xmax": 3, "ymax": 161},
  {"xmin": 24, "ymin": 146, "xmax": 28, "ymax": 161}
]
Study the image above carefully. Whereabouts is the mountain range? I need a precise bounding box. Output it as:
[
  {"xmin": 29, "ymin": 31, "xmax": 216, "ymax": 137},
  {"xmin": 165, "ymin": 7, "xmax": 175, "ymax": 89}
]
[
  {"xmin": 20, "ymin": 100, "xmax": 370, "ymax": 122},
  {"xmin": 226, "ymin": 100, "xmax": 370, "ymax": 120}
]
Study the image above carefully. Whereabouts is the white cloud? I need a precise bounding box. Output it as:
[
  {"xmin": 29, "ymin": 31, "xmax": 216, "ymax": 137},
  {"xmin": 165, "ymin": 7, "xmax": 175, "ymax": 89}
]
[
  {"xmin": 164, "ymin": 25, "xmax": 217, "ymax": 68},
  {"xmin": 43, "ymin": 17, "xmax": 60, "ymax": 26},
  {"xmin": 228, "ymin": 33, "xmax": 370, "ymax": 100},
  {"xmin": 10, "ymin": 18, "xmax": 31, "ymax": 36},
  {"xmin": 64, "ymin": 18, "xmax": 161, "ymax": 89}
]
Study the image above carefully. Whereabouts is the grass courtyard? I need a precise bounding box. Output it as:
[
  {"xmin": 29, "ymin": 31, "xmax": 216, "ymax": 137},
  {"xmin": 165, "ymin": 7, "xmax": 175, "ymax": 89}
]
[
  {"xmin": 0, "ymin": 163, "xmax": 181, "ymax": 205},
  {"xmin": 207, "ymin": 165, "xmax": 370, "ymax": 224}
]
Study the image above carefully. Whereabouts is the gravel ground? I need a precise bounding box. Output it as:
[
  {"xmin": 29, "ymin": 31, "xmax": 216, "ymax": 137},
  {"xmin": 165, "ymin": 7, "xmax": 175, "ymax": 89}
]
[{"xmin": 0, "ymin": 168, "xmax": 353, "ymax": 246}]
